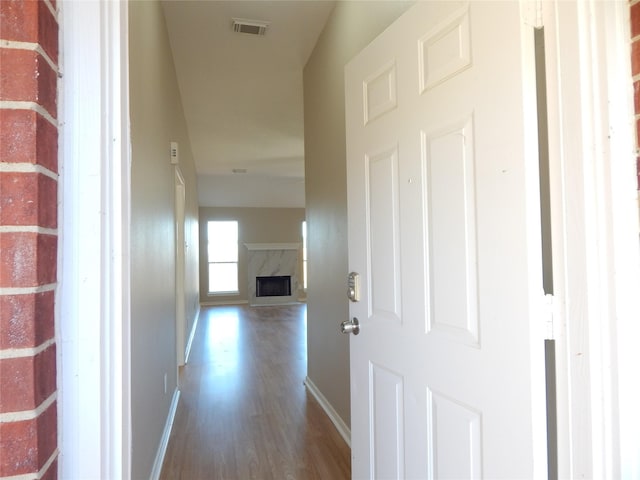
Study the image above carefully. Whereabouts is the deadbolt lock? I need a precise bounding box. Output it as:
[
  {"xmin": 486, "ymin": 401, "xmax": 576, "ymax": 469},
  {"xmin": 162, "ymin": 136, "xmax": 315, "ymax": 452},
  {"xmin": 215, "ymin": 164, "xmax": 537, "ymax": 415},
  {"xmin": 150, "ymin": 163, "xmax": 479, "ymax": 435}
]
[{"xmin": 347, "ymin": 272, "xmax": 360, "ymax": 302}]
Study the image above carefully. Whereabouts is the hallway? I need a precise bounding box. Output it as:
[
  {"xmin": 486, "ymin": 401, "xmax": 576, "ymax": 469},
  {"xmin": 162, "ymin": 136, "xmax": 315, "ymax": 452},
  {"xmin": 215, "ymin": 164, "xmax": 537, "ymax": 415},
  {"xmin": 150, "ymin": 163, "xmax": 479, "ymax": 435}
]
[{"xmin": 160, "ymin": 304, "xmax": 350, "ymax": 479}]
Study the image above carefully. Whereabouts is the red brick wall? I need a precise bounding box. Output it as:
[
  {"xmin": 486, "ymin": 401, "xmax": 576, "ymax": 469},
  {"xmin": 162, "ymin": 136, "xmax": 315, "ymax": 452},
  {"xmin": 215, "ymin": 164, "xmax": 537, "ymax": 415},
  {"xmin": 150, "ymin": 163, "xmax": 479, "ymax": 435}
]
[
  {"xmin": 0, "ymin": 0, "xmax": 59, "ymax": 478},
  {"xmin": 632, "ymin": 0, "xmax": 640, "ymax": 189}
]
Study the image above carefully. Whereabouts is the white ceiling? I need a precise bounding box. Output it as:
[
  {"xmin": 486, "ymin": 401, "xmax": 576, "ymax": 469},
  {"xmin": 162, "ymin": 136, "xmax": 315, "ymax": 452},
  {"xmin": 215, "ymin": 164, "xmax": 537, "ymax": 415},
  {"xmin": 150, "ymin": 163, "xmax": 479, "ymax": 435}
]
[{"xmin": 162, "ymin": 1, "xmax": 336, "ymax": 208}]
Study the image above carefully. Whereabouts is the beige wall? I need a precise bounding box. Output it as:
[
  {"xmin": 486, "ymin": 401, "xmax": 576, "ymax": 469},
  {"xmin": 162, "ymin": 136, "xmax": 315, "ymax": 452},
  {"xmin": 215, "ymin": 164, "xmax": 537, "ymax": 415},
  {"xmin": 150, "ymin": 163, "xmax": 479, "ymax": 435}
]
[
  {"xmin": 199, "ymin": 207, "xmax": 306, "ymax": 303},
  {"xmin": 303, "ymin": 1, "xmax": 413, "ymax": 428},
  {"xmin": 129, "ymin": 1, "xmax": 200, "ymax": 477}
]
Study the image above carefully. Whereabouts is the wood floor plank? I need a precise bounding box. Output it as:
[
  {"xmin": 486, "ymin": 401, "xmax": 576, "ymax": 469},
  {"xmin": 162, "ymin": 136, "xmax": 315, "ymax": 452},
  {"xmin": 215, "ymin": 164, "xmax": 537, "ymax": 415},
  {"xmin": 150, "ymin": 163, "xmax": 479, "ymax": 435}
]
[{"xmin": 160, "ymin": 304, "xmax": 351, "ymax": 479}]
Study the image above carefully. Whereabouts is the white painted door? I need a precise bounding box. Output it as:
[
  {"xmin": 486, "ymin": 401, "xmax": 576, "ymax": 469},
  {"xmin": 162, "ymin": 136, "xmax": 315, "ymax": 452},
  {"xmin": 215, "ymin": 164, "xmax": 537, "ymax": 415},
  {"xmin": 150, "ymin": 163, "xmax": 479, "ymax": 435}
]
[{"xmin": 345, "ymin": 2, "xmax": 548, "ymax": 478}]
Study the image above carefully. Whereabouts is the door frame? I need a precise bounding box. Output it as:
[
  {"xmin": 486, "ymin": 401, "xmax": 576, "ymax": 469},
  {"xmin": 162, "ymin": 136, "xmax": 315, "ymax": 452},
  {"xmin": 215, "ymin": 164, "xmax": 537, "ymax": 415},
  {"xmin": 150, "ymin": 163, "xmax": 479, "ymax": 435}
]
[
  {"xmin": 541, "ymin": 1, "xmax": 640, "ymax": 477},
  {"xmin": 58, "ymin": 0, "xmax": 131, "ymax": 478},
  {"xmin": 175, "ymin": 167, "xmax": 186, "ymax": 367}
]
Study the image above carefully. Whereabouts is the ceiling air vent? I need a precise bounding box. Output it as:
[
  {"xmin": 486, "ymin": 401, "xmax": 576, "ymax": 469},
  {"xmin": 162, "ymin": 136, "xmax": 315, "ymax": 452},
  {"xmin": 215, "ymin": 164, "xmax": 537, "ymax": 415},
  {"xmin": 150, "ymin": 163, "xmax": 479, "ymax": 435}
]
[{"xmin": 232, "ymin": 18, "xmax": 269, "ymax": 36}]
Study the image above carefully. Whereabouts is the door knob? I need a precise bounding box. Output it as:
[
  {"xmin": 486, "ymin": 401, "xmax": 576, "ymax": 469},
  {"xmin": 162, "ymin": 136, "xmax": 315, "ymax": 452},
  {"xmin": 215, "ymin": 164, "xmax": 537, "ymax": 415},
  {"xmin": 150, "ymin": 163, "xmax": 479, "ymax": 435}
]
[{"xmin": 340, "ymin": 317, "xmax": 360, "ymax": 335}]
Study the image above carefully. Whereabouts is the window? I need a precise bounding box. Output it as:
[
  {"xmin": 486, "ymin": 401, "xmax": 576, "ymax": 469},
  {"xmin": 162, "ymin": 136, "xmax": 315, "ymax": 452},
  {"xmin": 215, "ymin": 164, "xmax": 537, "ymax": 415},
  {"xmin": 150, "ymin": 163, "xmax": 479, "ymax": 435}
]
[
  {"xmin": 207, "ymin": 221, "xmax": 239, "ymax": 294},
  {"xmin": 302, "ymin": 220, "xmax": 307, "ymax": 290}
]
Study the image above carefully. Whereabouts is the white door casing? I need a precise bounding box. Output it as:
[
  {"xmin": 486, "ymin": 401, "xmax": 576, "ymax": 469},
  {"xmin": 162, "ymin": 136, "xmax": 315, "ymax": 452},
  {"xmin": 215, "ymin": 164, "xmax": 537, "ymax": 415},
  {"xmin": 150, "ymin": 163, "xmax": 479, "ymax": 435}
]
[
  {"xmin": 540, "ymin": 1, "xmax": 640, "ymax": 477},
  {"xmin": 59, "ymin": 0, "xmax": 131, "ymax": 478},
  {"xmin": 345, "ymin": 2, "xmax": 548, "ymax": 477},
  {"xmin": 175, "ymin": 167, "xmax": 186, "ymax": 367}
]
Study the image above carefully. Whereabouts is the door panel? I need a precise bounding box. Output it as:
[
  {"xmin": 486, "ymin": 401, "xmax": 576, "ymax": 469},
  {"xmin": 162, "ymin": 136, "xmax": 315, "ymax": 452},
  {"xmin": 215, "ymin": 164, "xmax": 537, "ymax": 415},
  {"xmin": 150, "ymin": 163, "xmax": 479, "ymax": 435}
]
[
  {"xmin": 418, "ymin": 7, "xmax": 471, "ymax": 92},
  {"xmin": 364, "ymin": 62, "xmax": 398, "ymax": 124},
  {"xmin": 367, "ymin": 147, "xmax": 402, "ymax": 322},
  {"xmin": 424, "ymin": 119, "xmax": 479, "ymax": 345},
  {"xmin": 346, "ymin": 2, "xmax": 546, "ymax": 478},
  {"xmin": 427, "ymin": 389, "xmax": 482, "ymax": 479},
  {"xmin": 370, "ymin": 363, "xmax": 404, "ymax": 479}
]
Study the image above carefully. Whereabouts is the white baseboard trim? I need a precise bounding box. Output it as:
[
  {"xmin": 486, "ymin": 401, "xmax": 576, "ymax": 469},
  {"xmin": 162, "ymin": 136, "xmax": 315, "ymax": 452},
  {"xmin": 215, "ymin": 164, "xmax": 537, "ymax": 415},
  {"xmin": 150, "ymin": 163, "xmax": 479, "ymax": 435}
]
[
  {"xmin": 304, "ymin": 376, "xmax": 351, "ymax": 447},
  {"xmin": 200, "ymin": 300, "xmax": 248, "ymax": 306},
  {"xmin": 184, "ymin": 305, "xmax": 200, "ymax": 364},
  {"xmin": 150, "ymin": 388, "xmax": 181, "ymax": 480}
]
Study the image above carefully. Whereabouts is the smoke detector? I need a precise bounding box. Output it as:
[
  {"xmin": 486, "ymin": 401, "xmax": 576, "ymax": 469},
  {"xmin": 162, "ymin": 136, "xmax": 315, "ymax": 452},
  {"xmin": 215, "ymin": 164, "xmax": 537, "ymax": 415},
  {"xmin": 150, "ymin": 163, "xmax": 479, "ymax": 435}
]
[{"xmin": 232, "ymin": 18, "xmax": 269, "ymax": 36}]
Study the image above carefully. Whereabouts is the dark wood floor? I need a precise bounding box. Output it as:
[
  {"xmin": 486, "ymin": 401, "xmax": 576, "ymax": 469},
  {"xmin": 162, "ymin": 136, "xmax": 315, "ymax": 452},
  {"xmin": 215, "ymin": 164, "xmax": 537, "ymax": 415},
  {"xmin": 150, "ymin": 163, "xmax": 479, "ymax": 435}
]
[{"xmin": 160, "ymin": 304, "xmax": 351, "ymax": 479}]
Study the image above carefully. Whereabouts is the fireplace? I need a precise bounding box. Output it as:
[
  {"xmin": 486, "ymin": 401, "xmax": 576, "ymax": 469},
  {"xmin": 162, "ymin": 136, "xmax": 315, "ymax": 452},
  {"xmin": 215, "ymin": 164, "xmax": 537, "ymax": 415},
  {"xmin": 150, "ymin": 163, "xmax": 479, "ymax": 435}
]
[
  {"xmin": 245, "ymin": 243, "xmax": 300, "ymax": 306},
  {"xmin": 256, "ymin": 276, "xmax": 292, "ymax": 297}
]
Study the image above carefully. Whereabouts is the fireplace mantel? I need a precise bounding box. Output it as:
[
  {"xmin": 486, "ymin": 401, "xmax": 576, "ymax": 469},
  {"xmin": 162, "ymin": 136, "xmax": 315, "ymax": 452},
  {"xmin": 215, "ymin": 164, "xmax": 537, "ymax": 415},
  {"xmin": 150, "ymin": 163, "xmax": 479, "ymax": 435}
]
[{"xmin": 244, "ymin": 243, "xmax": 300, "ymax": 251}]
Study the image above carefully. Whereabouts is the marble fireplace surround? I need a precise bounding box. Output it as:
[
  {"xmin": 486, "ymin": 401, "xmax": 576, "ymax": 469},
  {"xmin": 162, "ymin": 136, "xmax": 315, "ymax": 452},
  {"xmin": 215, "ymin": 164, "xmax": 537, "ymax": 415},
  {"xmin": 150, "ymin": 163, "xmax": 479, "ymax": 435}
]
[{"xmin": 245, "ymin": 243, "xmax": 300, "ymax": 306}]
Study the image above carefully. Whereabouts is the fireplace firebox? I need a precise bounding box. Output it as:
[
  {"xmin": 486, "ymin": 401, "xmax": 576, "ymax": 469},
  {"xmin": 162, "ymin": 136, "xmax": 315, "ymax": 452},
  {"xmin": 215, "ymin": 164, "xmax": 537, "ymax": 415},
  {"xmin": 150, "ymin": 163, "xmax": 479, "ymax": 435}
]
[{"xmin": 256, "ymin": 275, "xmax": 292, "ymax": 297}]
